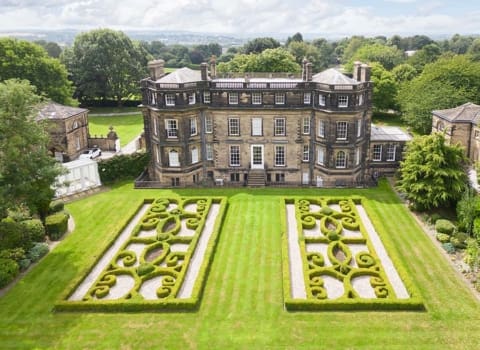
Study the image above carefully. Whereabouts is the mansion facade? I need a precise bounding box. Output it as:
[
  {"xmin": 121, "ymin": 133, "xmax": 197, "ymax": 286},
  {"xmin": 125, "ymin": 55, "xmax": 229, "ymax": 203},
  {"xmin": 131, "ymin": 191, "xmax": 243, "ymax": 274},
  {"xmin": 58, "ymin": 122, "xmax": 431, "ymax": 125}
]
[{"xmin": 138, "ymin": 59, "xmax": 410, "ymax": 187}]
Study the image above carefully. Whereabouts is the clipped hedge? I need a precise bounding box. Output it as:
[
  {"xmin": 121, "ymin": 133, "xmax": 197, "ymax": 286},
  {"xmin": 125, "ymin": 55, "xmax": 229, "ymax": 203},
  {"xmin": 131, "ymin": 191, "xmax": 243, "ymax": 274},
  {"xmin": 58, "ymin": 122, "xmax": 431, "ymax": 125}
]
[
  {"xmin": 45, "ymin": 212, "xmax": 69, "ymax": 240},
  {"xmin": 435, "ymin": 219, "xmax": 456, "ymax": 235},
  {"xmin": 48, "ymin": 200, "xmax": 65, "ymax": 214},
  {"xmin": 0, "ymin": 220, "xmax": 31, "ymax": 250},
  {"xmin": 97, "ymin": 152, "xmax": 149, "ymax": 184},
  {"xmin": 0, "ymin": 258, "xmax": 19, "ymax": 288}
]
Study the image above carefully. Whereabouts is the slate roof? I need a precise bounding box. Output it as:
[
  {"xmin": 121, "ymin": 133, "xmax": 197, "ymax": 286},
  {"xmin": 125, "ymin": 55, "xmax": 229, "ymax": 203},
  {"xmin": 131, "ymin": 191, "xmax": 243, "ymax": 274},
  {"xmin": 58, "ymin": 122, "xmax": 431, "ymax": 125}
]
[
  {"xmin": 432, "ymin": 102, "xmax": 480, "ymax": 124},
  {"xmin": 37, "ymin": 102, "xmax": 88, "ymax": 121},
  {"xmin": 312, "ymin": 68, "xmax": 358, "ymax": 85},
  {"xmin": 370, "ymin": 124, "xmax": 412, "ymax": 142},
  {"xmin": 155, "ymin": 67, "xmax": 203, "ymax": 83}
]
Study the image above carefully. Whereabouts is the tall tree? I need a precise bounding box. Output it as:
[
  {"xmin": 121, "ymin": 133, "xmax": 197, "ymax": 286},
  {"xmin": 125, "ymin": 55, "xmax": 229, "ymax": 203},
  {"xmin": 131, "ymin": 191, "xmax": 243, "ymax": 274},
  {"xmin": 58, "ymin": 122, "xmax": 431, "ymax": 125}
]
[
  {"xmin": 407, "ymin": 43, "xmax": 442, "ymax": 72},
  {"xmin": 287, "ymin": 41, "xmax": 326, "ymax": 71},
  {"xmin": 369, "ymin": 62, "xmax": 398, "ymax": 111},
  {"xmin": 348, "ymin": 43, "xmax": 404, "ymax": 70},
  {"xmin": 0, "ymin": 79, "xmax": 64, "ymax": 219},
  {"xmin": 397, "ymin": 133, "xmax": 468, "ymax": 211},
  {"xmin": 217, "ymin": 48, "xmax": 300, "ymax": 73},
  {"xmin": 243, "ymin": 37, "xmax": 280, "ymax": 54},
  {"xmin": 0, "ymin": 38, "xmax": 74, "ymax": 105},
  {"xmin": 67, "ymin": 29, "xmax": 147, "ymax": 105},
  {"xmin": 33, "ymin": 40, "xmax": 62, "ymax": 58}
]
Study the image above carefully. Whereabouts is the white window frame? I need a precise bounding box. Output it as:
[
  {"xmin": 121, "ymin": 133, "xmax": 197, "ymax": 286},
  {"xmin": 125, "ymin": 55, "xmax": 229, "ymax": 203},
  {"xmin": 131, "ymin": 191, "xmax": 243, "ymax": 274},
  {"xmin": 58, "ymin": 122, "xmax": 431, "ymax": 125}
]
[
  {"xmin": 169, "ymin": 149, "xmax": 180, "ymax": 167},
  {"xmin": 304, "ymin": 92, "xmax": 311, "ymax": 105},
  {"xmin": 205, "ymin": 115, "xmax": 213, "ymax": 133},
  {"xmin": 206, "ymin": 144, "xmax": 213, "ymax": 160},
  {"xmin": 229, "ymin": 145, "xmax": 240, "ymax": 166},
  {"xmin": 336, "ymin": 121, "xmax": 348, "ymax": 140},
  {"xmin": 275, "ymin": 93, "xmax": 285, "ymax": 105},
  {"xmin": 229, "ymin": 93, "xmax": 239, "ymax": 105},
  {"xmin": 203, "ymin": 91, "xmax": 211, "ymax": 104},
  {"xmin": 318, "ymin": 120, "xmax": 326, "ymax": 138},
  {"xmin": 358, "ymin": 93, "xmax": 364, "ymax": 106},
  {"xmin": 191, "ymin": 146, "xmax": 199, "ymax": 164},
  {"xmin": 165, "ymin": 119, "xmax": 178, "ymax": 138},
  {"xmin": 150, "ymin": 90, "xmax": 157, "ymax": 105},
  {"xmin": 338, "ymin": 95, "xmax": 348, "ymax": 108},
  {"xmin": 303, "ymin": 144, "xmax": 309, "ymax": 162},
  {"xmin": 355, "ymin": 147, "xmax": 360, "ymax": 166},
  {"xmin": 165, "ymin": 94, "xmax": 175, "ymax": 106},
  {"xmin": 190, "ymin": 117, "xmax": 197, "ymax": 136},
  {"xmin": 251, "ymin": 117, "xmax": 263, "ymax": 136},
  {"xmin": 188, "ymin": 93, "xmax": 196, "ymax": 105},
  {"xmin": 275, "ymin": 145, "xmax": 286, "ymax": 166},
  {"xmin": 335, "ymin": 151, "xmax": 347, "ymax": 168},
  {"xmin": 319, "ymin": 94, "xmax": 326, "ymax": 106},
  {"xmin": 153, "ymin": 116, "xmax": 158, "ymax": 136},
  {"xmin": 373, "ymin": 144, "xmax": 382, "ymax": 161},
  {"xmin": 252, "ymin": 92, "xmax": 262, "ymax": 105},
  {"xmin": 228, "ymin": 118, "xmax": 240, "ymax": 136},
  {"xmin": 387, "ymin": 144, "xmax": 396, "ymax": 162},
  {"xmin": 274, "ymin": 118, "xmax": 286, "ymax": 136},
  {"xmin": 317, "ymin": 146, "xmax": 325, "ymax": 165},
  {"xmin": 303, "ymin": 116, "xmax": 310, "ymax": 134},
  {"xmin": 357, "ymin": 119, "xmax": 362, "ymax": 137}
]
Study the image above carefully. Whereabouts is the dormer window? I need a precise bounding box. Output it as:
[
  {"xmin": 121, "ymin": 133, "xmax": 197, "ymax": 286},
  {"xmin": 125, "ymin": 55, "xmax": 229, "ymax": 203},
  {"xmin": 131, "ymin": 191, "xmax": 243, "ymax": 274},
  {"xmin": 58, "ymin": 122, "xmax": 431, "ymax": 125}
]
[
  {"xmin": 338, "ymin": 95, "xmax": 348, "ymax": 108},
  {"xmin": 275, "ymin": 93, "xmax": 285, "ymax": 105},
  {"xmin": 165, "ymin": 94, "xmax": 175, "ymax": 106},
  {"xmin": 229, "ymin": 93, "xmax": 239, "ymax": 105},
  {"xmin": 188, "ymin": 93, "xmax": 196, "ymax": 105}
]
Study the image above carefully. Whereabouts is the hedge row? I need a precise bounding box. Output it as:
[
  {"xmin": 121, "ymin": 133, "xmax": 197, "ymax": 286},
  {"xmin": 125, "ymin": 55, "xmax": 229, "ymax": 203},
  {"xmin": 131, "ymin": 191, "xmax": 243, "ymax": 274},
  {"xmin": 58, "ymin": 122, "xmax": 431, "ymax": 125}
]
[
  {"xmin": 97, "ymin": 152, "xmax": 149, "ymax": 184},
  {"xmin": 281, "ymin": 196, "xmax": 424, "ymax": 311},
  {"xmin": 45, "ymin": 212, "xmax": 69, "ymax": 241},
  {"xmin": 56, "ymin": 197, "xmax": 227, "ymax": 312}
]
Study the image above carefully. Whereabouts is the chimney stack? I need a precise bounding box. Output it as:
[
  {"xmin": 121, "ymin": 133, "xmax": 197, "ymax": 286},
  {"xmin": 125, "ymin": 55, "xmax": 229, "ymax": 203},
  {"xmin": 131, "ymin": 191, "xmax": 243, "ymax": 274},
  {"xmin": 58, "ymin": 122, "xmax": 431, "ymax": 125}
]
[
  {"xmin": 200, "ymin": 62, "xmax": 208, "ymax": 81},
  {"xmin": 148, "ymin": 59, "xmax": 165, "ymax": 80},
  {"xmin": 306, "ymin": 62, "xmax": 313, "ymax": 82},
  {"xmin": 302, "ymin": 58, "xmax": 308, "ymax": 81},
  {"xmin": 210, "ymin": 56, "xmax": 217, "ymax": 79},
  {"xmin": 360, "ymin": 64, "xmax": 371, "ymax": 82},
  {"xmin": 353, "ymin": 61, "xmax": 362, "ymax": 81}
]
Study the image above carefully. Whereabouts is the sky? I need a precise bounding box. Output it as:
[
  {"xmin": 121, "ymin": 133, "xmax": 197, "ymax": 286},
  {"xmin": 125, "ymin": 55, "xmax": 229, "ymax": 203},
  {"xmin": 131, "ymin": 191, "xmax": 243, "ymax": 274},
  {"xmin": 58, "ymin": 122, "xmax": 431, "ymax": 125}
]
[{"xmin": 0, "ymin": 0, "xmax": 479, "ymax": 36}]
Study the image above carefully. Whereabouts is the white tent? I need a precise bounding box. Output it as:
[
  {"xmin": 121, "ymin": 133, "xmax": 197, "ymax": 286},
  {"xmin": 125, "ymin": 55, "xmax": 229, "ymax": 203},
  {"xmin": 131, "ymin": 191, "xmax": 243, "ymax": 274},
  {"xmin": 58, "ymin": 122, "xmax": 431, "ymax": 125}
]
[{"xmin": 54, "ymin": 159, "xmax": 101, "ymax": 198}]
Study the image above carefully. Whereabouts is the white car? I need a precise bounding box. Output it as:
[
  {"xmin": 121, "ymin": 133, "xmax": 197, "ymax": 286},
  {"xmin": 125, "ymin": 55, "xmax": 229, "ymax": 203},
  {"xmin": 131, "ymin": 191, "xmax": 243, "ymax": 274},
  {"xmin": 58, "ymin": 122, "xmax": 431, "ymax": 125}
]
[{"xmin": 79, "ymin": 147, "xmax": 102, "ymax": 159}]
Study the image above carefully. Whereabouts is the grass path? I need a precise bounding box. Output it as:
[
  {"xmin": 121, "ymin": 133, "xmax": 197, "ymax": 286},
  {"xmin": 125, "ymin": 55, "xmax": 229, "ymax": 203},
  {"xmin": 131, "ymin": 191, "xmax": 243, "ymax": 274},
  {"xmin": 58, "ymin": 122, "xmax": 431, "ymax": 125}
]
[
  {"xmin": 0, "ymin": 182, "xmax": 479, "ymax": 349},
  {"xmin": 88, "ymin": 114, "xmax": 143, "ymax": 147}
]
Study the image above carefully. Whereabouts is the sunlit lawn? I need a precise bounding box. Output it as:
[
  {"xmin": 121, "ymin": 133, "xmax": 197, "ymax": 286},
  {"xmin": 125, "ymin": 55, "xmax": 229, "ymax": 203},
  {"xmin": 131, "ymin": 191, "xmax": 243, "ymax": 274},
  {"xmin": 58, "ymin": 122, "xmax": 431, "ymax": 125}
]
[
  {"xmin": 0, "ymin": 180, "xmax": 479, "ymax": 349},
  {"xmin": 88, "ymin": 114, "xmax": 143, "ymax": 147}
]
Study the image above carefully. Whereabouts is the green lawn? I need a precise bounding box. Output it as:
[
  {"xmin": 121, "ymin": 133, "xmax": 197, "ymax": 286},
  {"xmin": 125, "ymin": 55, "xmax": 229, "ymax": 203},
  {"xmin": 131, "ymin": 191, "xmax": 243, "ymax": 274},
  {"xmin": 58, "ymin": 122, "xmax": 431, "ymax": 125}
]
[
  {"xmin": 87, "ymin": 106, "xmax": 140, "ymax": 115},
  {"xmin": 88, "ymin": 114, "xmax": 143, "ymax": 147},
  {"xmin": 0, "ymin": 180, "xmax": 479, "ymax": 349}
]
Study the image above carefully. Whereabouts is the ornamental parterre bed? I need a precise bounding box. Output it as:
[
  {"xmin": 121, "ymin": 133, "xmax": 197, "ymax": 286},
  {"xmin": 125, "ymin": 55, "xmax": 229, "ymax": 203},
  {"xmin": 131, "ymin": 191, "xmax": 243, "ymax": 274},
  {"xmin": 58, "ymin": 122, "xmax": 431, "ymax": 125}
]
[
  {"xmin": 56, "ymin": 197, "xmax": 227, "ymax": 312},
  {"xmin": 282, "ymin": 197, "xmax": 424, "ymax": 311}
]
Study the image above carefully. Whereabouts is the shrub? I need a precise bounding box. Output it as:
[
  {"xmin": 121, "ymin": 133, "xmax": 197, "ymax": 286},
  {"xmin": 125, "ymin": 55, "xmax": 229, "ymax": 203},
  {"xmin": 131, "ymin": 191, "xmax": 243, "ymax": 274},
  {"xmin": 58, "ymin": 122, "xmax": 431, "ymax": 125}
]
[
  {"xmin": 464, "ymin": 238, "xmax": 479, "ymax": 270},
  {"xmin": 98, "ymin": 152, "xmax": 150, "ymax": 184},
  {"xmin": 0, "ymin": 248, "xmax": 26, "ymax": 263},
  {"xmin": 428, "ymin": 213, "xmax": 442, "ymax": 225},
  {"xmin": 27, "ymin": 243, "xmax": 49, "ymax": 262},
  {"xmin": 18, "ymin": 258, "xmax": 31, "ymax": 271},
  {"xmin": 6, "ymin": 205, "xmax": 31, "ymax": 222},
  {"xmin": 473, "ymin": 217, "xmax": 480, "ymax": 240},
  {"xmin": 442, "ymin": 242, "xmax": 456, "ymax": 254},
  {"xmin": 0, "ymin": 258, "xmax": 19, "ymax": 288},
  {"xmin": 45, "ymin": 212, "xmax": 69, "ymax": 240},
  {"xmin": 21, "ymin": 219, "xmax": 45, "ymax": 242},
  {"xmin": 0, "ymin": 221, "xmax": 32, "ymax": 250},
  {"xmin": 436, "ymin": 233, "xmax": 451, "ymax": 244},
  {"xmin": 450, "ymin": 237, "xmax": 467, "ymax": 249},
  {"xmin": 435, "ymin": 219, "xmax": 456, "ymax": 235},
  {"xmin": 48, "ymin": 200, "xmax": 64, "ymax": 214}
]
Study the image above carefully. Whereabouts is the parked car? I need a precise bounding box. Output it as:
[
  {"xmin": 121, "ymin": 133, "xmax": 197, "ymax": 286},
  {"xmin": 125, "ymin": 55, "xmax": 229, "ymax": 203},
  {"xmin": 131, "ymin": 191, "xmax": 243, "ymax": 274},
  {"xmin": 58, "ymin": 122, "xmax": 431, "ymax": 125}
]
[{"xmin": 79, "ymin": 147, "xmax": 102, "ymax": 159}]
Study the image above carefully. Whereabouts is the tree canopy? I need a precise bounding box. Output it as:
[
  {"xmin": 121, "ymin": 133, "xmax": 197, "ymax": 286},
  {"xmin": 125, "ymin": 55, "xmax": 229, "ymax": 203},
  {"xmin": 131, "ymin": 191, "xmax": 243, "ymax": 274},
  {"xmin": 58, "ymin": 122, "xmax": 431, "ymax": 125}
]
[
  {"xmin": 0, "ymin": 38, "xmax": 74, "ymax": 105},
  {"xmin": 347, "ymin": 43, "xmax": 404, "ymax": 70},
  {"xmin": 65, "ymin": 29, "xmax": 147, "ymax": 105},
  {"xmin": 217, "ymin": 48, "xmax": 300, "ymax": 73},
  {"xmin": 0, "ymin": 79, "xmax": 64, "ymax": 219},
  {"xmin": 369, "ymin": 62, "xmax": 398, "ymax": 111},
  {"xmin": 243, "ymin": 37, "xmax": 280, "ymax": 54},
  {"xmin": 397, "ymin": 133, "xmax": 468, "ymax": 211}
]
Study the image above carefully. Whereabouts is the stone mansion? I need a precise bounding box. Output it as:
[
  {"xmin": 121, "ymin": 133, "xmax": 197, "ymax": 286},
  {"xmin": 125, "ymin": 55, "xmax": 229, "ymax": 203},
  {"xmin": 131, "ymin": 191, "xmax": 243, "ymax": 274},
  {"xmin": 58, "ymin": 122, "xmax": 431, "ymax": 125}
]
[{"xmin": 137, "ymin": 59, "xmax": 411, "ymax": 187}]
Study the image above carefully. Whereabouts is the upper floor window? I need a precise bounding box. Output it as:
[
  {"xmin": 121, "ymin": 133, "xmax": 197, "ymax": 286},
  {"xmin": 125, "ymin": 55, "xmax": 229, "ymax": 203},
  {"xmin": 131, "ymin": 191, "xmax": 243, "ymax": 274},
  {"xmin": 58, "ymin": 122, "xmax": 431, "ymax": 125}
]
[
  {"xmin": 387, "ymin": 144, "xmax": 396, "ymax": 161},
  {"xmin": 338, "ymin": 95, "xmax": 348, "ymax": 108},
  {"xmin": 275, "ymin": 93, "xmax": 285, "ymax": 105},
  {"xmin": 358, "ymin": 93, "xmax": 364, "ymax": 106},
  {"xmin": 205, "ymin": 115, "xmax": 213, "ymax": 133},
  {"xmin": 203, "ymin": 91, "xmax": 211, "ymax": 104},
  {"xmin": 319, "ymin": 94, "xmax": 326, "ymax": 106},
  {"xmin": 274, "ymin": 118, "xmax": 286, "ymax": 136},
  {"xmin": 169, "ymin": 149, "xmax": 180, "ymax": 167},
  {"xmin": 188, "ymin": 93, "xmax": 196, "ymax": 105},
  {"xmin": 230, "ymin": 145, "xmax": 240, "ymax": 166},
  {"xmin": 317, "ymin": 146, "xmax": 325, "ymax": 165},
  {"xmin": 165, "ymin": 94, "xmax": 175, "ymax": 106},
  {"xmin": 275, "ymin": 145, "xmax": 286, "ymax": 166},
  {"xmin": 150, "ymin": 91, "xmax": 157, "ymax": 105},
  {"xmin": 252, "ymin": 92, "xmax": 262, "ymax": 105},
  {"xmin": 206, "ymin": 144, "xmax": 213, "ymax": 160},
  {"xmin": 154, "ymin": 144, "xmax": 161, "ymax": 164},
  {"xmin": 229, "ymin": 93, "xmax": 239, "ymax": 105},
  {"xmin": 355, "ymin": 147, "xmax": 361, "ymax": 165},
  {"xmin": 153, "ymin": 117, "xmax": 158, "ymax": 136},
  {"xmin": 373, "ymin": 144, "xmax": 382, "ymax": 161},
  {"xmin": 190, "ymin": 117, "xmax": 197, "ymax": 136},
  {"xmin": 303, "ymin": 144, "xmax": 309, "ymax": 162},
  {"xmin": 357, "ymin": 119, "xmax": 362, "ymax": 137},
  {"xmin": 228, "ymin": 118, "xmax": 240, "ymax": 136},
  {"xmin": 191, "ymin": 146, "xmax": 199, "ymax": 164},
  {"xmin": 304, "ymin": 93, "xmax": 311, "ymax": 105},
  {"xmin": 318, "ymin": 120, "xmax": 326, "ymax": 138},
  {"xmin": 252, "ymin": 118, "xmax": 263, "ymax": 136},
  {"xmin": 335, "ymin": 151, "xmax": 346, "ymax": 168},
  {"xmin": 303, "ymin": 116, "xmax": 310, "ymax": 134},
  {"xmin": 336, "ymin": 121, "xmax": 348, "ymax": 140},
  {"xmin": 165, "ymin": 119, "xmax": 178, "ymax": 138}
]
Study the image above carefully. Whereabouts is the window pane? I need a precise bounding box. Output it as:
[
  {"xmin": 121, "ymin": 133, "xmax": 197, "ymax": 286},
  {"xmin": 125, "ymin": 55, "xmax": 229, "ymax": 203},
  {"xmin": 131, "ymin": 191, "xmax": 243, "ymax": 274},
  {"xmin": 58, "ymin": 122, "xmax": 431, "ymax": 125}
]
[
  {"xmin": 387, "ymin": 144, "xmax": 396, "ymax": 161},
  {"xmin": 206, "ymin": 144, "xmax": 213, "ymax": 160},
  {"xmin": 229, "ymin": 93, "xmax": 238, "ymax": 104},
  {"xmin": 252, "ymin": 93, "xmax": 262, "ymax": 105},
  {"xmin": 229, "ymin": 118, "xmax": 240, "ymax": 136},
  {"xmin": 275, "ymin": 146, "xmax": 285, "ymax": 166},
  {"xmin": 303, "ymin": 117, "xmax": 310, "ymax": 134},
  {"xmin": 230, "ymin": 145, "xmax": 240, "ymax": 166},
  {"xmin": 205, "ymin": 115, "xmax": 213, "ymax": 133},
  {"xmin": 319, "ymin": 94, "xmax": 326, "ymax": 106},
  {"xmin": 165, "ymin": 119, "xmax": 178, "ymax": 138},
  {"xmin": 169, "ymin": 150, "xmax": 179, "ymax": 166},
  {"xmin": 304, "ymin": 93, "xmax": 311, "ymax": 104},
  {"xmin": 204, "ymin": 92, "xmax": 211, "ymax": 104},
  {"xmin": 373, "ymin": 144, "xmax": 382, "ymax": 161},
  {"xmin": 252, "ymin": 118, "xmax": 262, "ymax": 136},
  {"xmin": 337, "ymin": 121, "xmax": 347, "ymax": 140},
  {"xmin": 318, "ymin": 120, "xmax": 325, "ymax": 138},
  {"xmin": 190, "ymin": 117, "xmax": 197, "ymax": 136},
  {"xmin": 274, "ymin": 118, "xmax": 285, "ymax": 136},
  {"xmin": 335, "ymin": 151, "xmax": 346, "ymax": 168},
  {"xmin": 303, "ymin": 144, "xmax": 309, "ymax": 161},
  {"xmin": 275, "ymin": 93, "xmax": 285, "ymax": 105},
  {"xmin": 317, "ymin": 147, "xmax": 325, "ymax": 165},
  {"xmin": 338, "ymin": 95, "xmax": 348, "ymax": 108}
]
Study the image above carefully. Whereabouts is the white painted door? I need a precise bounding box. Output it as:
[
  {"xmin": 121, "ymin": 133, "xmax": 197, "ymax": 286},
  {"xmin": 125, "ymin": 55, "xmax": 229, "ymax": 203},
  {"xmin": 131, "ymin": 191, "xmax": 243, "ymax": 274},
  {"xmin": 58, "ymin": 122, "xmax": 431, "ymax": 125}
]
[{"xmin": 251, "ymin": 145, "xmax": 264, "ymax": 169}]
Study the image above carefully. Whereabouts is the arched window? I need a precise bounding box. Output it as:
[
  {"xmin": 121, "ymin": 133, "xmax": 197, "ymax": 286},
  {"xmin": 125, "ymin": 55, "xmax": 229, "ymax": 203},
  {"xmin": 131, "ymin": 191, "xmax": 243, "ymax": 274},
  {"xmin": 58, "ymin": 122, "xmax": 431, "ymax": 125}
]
[
  {"xmin": 335, "ymin": 151, "xmax": 347, "ymax": 168},
  {"xmin": 437, "ymin": 121, "xmax": 445, "ymax": 131},
  {"xmin": 169, "ymin": 150, "xmax": 179, "ymax": 167}
]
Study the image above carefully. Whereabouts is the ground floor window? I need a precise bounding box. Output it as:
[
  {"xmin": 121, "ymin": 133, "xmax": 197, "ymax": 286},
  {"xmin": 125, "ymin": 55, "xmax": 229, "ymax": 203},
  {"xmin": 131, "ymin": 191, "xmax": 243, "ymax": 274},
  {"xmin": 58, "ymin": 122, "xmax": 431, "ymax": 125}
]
[
  {"xmin": 171, "ymin": 177, "xmax": 180, "ymax": 187},
  {"xmin": 275, "ymin": 173, "xmax": 285, "ymax": 183},
  {"xmin": 230, "ymin": 173, "xmax": 240, "ymax": 182}
]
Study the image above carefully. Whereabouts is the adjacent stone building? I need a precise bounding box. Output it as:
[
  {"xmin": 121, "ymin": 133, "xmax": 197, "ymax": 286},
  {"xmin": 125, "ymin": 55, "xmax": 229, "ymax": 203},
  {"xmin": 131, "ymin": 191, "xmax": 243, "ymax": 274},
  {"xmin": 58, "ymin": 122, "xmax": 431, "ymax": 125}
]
[
  {"xmin": 138, "ymin": 59, "xmax": 410, "ymax": 187},
  {"xmin": 432, "ymin": 102, "xmax": 480, "ymax": 162},
  {"xmin": 37, "ymin": 102, "xmax": 90, "ymax": 162}
]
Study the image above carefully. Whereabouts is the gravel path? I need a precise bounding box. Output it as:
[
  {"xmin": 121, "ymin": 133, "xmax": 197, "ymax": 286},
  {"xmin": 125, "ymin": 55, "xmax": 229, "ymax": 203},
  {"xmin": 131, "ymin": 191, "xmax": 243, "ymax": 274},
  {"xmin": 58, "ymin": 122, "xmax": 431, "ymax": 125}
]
[{"xmin": 285, "ymin": 204, "xmax": 307, "ymax": 299}]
